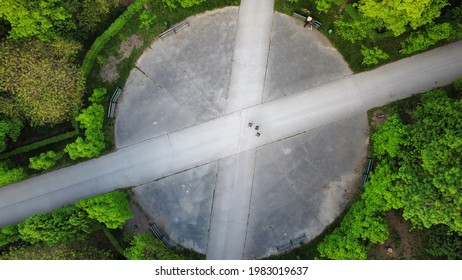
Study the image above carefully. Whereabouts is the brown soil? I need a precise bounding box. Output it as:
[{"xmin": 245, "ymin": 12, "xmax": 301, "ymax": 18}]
[
  {"xmin": 370, "ymin": 110, "xmax": 387, "ymax": 128},
  {"xmin": 99, "ymin": 34, "xmax": 143, "ymax": 83},
  {"xmin": 124, "ymin": 197, "xmax": 151, "ymax": 234},
  {"xmin": 369, "ymin": 211, "xmax": 425, "ymax": 259}
]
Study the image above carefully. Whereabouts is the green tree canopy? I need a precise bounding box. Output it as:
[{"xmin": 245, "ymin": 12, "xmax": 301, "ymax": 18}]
[
  {"xmin": 76, "ymin": 191, "xmax": 133, "ymax": 229},
  {"xmin": 0, "ymin": 118, "xmax": 22, "ymax": 153},
  {"xmin": 0, "ymin": 39, "xmax": 84, "ymax": 126},
  {"xmin": 17, "ymin": 205, "xmax": 94, "ymax": 246},
  {"xmin": 357, "ymin": 0, "xmax": 449, "ymax": 36},
  {"xmin": 0, "ymin": 0, "xmax": 118, "ymax": 41},
  {"xmin": 163, "ymin": 0, "xmax": 206, "ymax": 9},
  {"xmin": 64, "ymin": 104, "xmax": 105, "ymax": 160},
  {"xmin": 124, "ymin": 233, "xmax": 181, "ymax": 260},
  {"xmin": 371, "ymin": 89, "xmax": 462, "ymax": 233}
]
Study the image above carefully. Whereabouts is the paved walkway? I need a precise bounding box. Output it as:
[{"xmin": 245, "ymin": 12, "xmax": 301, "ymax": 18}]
[
  {"xmin": 0, "ymin": 3, "xmax": 461, "ymax": 259},
  {"xmin": 206, "ymin": 0, "xmax": 275, "ymax": 260}
]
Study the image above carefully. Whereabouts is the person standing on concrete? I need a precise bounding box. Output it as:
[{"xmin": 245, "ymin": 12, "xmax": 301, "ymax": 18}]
[{"xmin": 304, "ymin": 16, "xmax": 313, "ymax": 30}]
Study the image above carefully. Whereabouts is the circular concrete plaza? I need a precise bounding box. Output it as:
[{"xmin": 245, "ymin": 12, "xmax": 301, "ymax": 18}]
[{"xmin": 116, "ymin": 7, "xmax": 368, "ymax": 259}]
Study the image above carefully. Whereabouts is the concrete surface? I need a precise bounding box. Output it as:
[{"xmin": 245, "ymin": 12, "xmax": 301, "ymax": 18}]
[
  {"xmin": 116, "ymin": 8, "xmax": 238, "ymax": 148},
  {"xmin": 0, "ymin": 2, "xmax": 462, "ymax": 260},
  {"xmin": 263, "ymin": 13, "xmax": 351, "ymax": 101}
]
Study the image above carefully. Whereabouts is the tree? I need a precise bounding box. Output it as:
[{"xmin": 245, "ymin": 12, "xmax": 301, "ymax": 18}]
[
  {"xmin": 0, "ymin": 160, "xmax": 26, "ymax": 187},
  {"xmin": 0, "ymin": 118, "xmax": 22, "ymax": 153},
  {"xmin": 315, "ymin": 0, "xmax": 344, "ymax": 13},
  {"xmin": 372, "ymin": 114, "xmax": 407, "ymax": 159},
  {"xmin": 17, "ymin": 205, "xmax": 94, "ymax": 246},
  {"xmin": 163, "ymin": 0, "xmax": 206, "ymax": 9},
  {"xmin": 360, "ymin": 46, "xmax": 390, "ymax": 65},
  {"xmin": 76, "ymin": 191, "xmax": 133, "ymax": 229},
  {"xmin": 357, "ymin": 0, "xmax": 449, "ymax": 36},
  {"xmin": 401, "ymin": 23, "xmax": 452, "ymax": 54},
  {"xmin": 370, "ymin": 89, "xmax": 462, "ymax": 233},
  {"xmin": 0, "ymin": 0, "xmax": 75, "ymax": 41},
  {"xmin": 0, "ymin": 0, "xmax": 118, "ymax": 41},
  {"xmin": 29, "ymin": 151, "xmax": 64, "ymax": 171},
  {"xmin": 64, "ymin": 104, "xmax": 105, "ymax": 160},
  {"xmin": 124, "ymin": 233, "xmax": 182, "ymax": 260},
  {"xmin": 425, "ymin": 225, "xmax": 462, "ymax": 260},
  {"xmin": 334, "ymin": 4, "xmax": 381, "ymax": 43},
  {"xmin": 0, "ymin": 39, "xmax": 84, "ymax": 126}
]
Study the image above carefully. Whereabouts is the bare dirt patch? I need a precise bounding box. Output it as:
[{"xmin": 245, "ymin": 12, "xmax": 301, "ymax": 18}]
[
  {"xmin": 370, "ymin": 110, "xmax": 387, "ymax": 128},
  {"xmin": 369, "ymin": 211, "xmax": 425, "ymax": 259},
  {"xmin": 99, "ymin": 34, "xmax": 143, "ymax": 83}
]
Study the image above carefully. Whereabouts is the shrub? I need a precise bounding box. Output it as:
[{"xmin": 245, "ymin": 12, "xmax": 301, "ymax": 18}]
[
  {"xmin": 29, "ymin": 151, "xmax": 64, "ymax": 171},
  {"xmin": 124, "ymin": 233, "xmax": 182, "ymax": 260},
  {"xmin": 17, "ymin": 205, "xmax": 94, "ymax": 246},
  {"xmin": 139, "ymin": 10, "xmax": 157, "ymax": 29},
  {"xmin": 454, "ymin": 76, "xmax": 462, "ymax": 93},
  {"xmin": 401, "ymin": 23, "xmax": 452, "ymax": 54},
  {"xmin": 0, "ymin": 130, "xmax": 79, "ymax": 161},
  {"xmin": 88, "ymin": 88, "xmax": 108, "ymax": 104},
  {"xmin": 0, "ymin": 161, "xmax": 26, "ymax": 187},
  {"xmin": 81, "ymin": 0, "xmax": 145, "ymax": 78},
  {"xmin": 0, "ymin": 224, "xmax": 21, "ymax": 247},
  {"xmin": 360, "ymin": 46, "xmax": 390, "ymax": 65},
  {"xmin": 76, "ymin": 191, "xmax": 133, "ymax": 229}
]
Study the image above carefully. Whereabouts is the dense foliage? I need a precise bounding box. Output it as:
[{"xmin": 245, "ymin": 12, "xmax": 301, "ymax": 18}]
[
  {"xmin": 29, "ymin": 151, "xmax": 64, "ymax": 171},
  {"xmin": 401, "ymin": 23, "xmax": 453, "ymax": 54},
  {"xmin": 360, "ymin": 46, "xmax": 390, "ymax": 65},
  {"xmin": 124, "ymin": 233, "xmax": 182, "ymax": 260},
  {"xmin": 0, "ymin": 119, "xmax": 22, "ymax": 153},
  {"xmin": 64, "ymin": 104, "xmax": 105, "ymax": 160},
  {"xmin": 76, "ymin": 192, "xmax": 133, "ymax": 229},
  {"xmin": 0, "ymin": 39, "xmax": 84, "ymax": 126},
  {"xmin": 425, "ymin": 225, "xmax": 462, "ymax": 260},
  {"xmin": 17, "ymin": 205, "xmax": 95, "ymax": 246},
  {"xmin": 0, "ymin": 160, "xmax": 26, "ymax": 187},
  {"xmin": 81, "ymin": 0, "xmax": 144, "ymax": 78},
  {"xmin": 318, "ymin": 80, "xmax": 462, "ymax": 259},
  {"xmin": 163, "ymin": 0, "xmax": 206, "ymax": 9},
  {"xmin": 356, "ymin": 0, "xmax": 448, "ymax": 37},
  {"xmin": 0, "ymin": 190, "xmax": 132, "ymax": 259},
  {"xmin": 0, "ymin": 0, "xmax": 118, "ymax": 41}
]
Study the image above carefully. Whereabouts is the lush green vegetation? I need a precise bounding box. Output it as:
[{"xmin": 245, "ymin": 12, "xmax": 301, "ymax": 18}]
[
  {"xmin": 275, "ymin": 0, "xmax": 462, "ymax": 72},
  {"xmin": 0, "ymin": 190, "xmax": 202, "ymax": 260},
  {"xmin": 1, "ymin": 0, "xmax": 240, "ymax": 187},
  {"xmin": 317, "ymin": 77, "xmax": 462, "ymax": 260}
]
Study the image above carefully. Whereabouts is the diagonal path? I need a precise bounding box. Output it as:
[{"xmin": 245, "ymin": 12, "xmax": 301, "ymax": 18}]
[{"xmin": 0, "ymin": 8, "xmax": 461, "ymax": 260}]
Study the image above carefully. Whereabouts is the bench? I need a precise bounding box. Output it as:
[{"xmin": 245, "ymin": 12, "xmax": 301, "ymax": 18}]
[
  {"xmin": 149, "ymin": 223, "xmax": 175, "ymax": 250},
  {"xmin": 290, "ymin": 233, "xmax": 307, "ymax": 245},
  {"xmin": 160, "ymin": 20, "xmax": 189, "ymax": 40},
  {"xmin": 361, "ymin": 157, "xmax": 374, "ymax": 189},
  {"xmin": 292, "ymin": 12, "xmax": 322, "ymax": 29},
  {"xmin": 108, "ymin": 87, "xmax": 123, "ymax": 118},
  {"xmin": 276, "ymin": 242, "xmax": 293, "ymax": 252}
]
